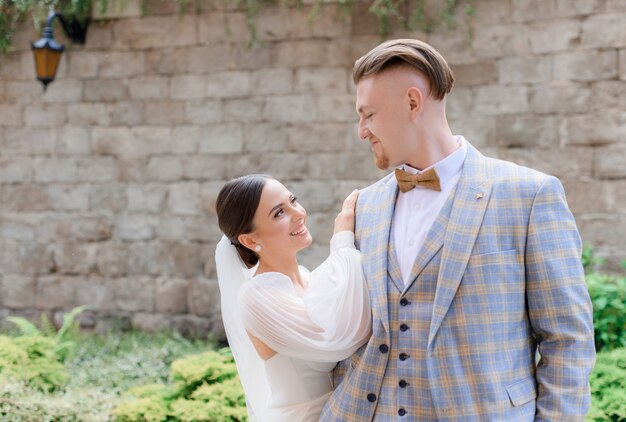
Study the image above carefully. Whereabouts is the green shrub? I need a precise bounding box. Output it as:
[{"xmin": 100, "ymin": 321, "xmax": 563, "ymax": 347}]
[
  {"xmin": 111, "ymin": 349, "xmax": 247, "ymax": 422},
  {"xmin": 587, "ymin": 347, "xmax": 626, "ymax": 421},
  {"xmin": 586, "ymin": 272, "xmax": 626, "ymax": 351}
]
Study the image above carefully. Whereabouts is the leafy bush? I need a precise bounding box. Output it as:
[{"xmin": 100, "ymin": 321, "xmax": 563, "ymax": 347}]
[
  {"xmin": 586, "ymin": 272, "xmax": 626, "ymax": 351},
  {"xmin": 111, "ymin": 348, "xmax": 247, "ymax": 422},
  {"xmin": 586, "ymin": 347, "xmax": 626, "ymax": 421}
]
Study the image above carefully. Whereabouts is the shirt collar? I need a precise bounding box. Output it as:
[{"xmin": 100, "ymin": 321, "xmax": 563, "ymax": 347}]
[{"xmin": 401, "ymin": 135, "xmax": 467, "ymax": 187}]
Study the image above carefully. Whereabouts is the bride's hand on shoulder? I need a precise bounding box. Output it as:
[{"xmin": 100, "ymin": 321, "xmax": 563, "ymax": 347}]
[{"xmin": 334, "ymin": 189, "xmax": 359, "ymax": 234}]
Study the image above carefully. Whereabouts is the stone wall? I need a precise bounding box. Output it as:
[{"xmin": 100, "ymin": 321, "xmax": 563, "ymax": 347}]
[{"xmin": 0, "ymin": 0, "xmax": 624, "ymax": 339}]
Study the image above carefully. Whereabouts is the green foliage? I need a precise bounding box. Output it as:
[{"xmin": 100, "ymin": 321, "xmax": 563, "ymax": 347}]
[
  {"xmin": 586, "ymin": 347, "xmax": 626, "ymax": 421},
  {"xmin": 582, "ymin": 244, "xmax": 606, "ymax": 274},
  {"xmin": 586, "ymin": 272, "xmax": 626, "ymax": 351},
  {"xmin": 111, "ymin": 349, "xmax": 247, "ymax": 422}
]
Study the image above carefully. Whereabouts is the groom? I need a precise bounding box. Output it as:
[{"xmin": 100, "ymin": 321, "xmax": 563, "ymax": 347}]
[{"xmin": 321, "ymin": 39, "xmax": 595, "ymax": 421}]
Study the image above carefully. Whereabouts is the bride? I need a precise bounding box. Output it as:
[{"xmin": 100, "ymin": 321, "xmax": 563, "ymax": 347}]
[{"xmin": 215, "ymin": 174, "xmax": 372, "ymax": 421}]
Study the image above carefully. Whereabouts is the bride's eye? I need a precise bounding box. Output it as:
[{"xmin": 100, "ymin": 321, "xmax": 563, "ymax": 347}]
[{"xmin": 274, "ymin": 208, "xmax": 284, "ymax": 218}]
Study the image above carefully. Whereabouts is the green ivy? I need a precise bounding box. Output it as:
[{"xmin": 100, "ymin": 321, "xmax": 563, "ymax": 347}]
[
  {"xmin": 586, "ymin": 347, "xmax": 626, "ymax": 421},
  {"xmin": 586, "ymin": 272, "xmax": 626, "ymax": 352}
]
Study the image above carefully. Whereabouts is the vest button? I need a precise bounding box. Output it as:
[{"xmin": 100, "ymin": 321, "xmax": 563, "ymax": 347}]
[
  {"xmin": 398, "ymin": 408, "xmax": 407, "ymax": 416},
  {"xmin": 400, "ymin": 323, "xmax": 409, "ymax": 332},
  {"xmin": 399, "ymin": 352, "xmax": 410, "ymax": 361},
  {"xmin": 399, "ymin": 379, "xmax": 408, "ymax": 388},
  {"xmin": 379, "ymin": 344, "xmax": 389, "ymax": 353},
  {"xmin": 400, "ymin": 298, "xmax": 409, "ymax": 306},
  {"xmin": 367, "ymin": 393, "xmax": 377, "ymax": 402}
]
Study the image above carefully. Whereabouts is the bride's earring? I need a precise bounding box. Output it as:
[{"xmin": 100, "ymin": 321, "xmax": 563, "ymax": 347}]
[{"xmin": 254, "ymin": 245, "xmax": 262, "ymax": 252}]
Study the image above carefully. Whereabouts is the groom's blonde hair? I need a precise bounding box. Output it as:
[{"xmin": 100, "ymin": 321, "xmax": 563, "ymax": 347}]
[{"xmin": 353, "ymin": 39, "xmax": 455, "ymax": 101}]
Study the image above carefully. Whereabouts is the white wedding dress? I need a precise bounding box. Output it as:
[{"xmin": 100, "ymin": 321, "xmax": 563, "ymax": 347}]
[{"xmin": 216, "ymin": 232, "xmax": 371, "ymax": 421}]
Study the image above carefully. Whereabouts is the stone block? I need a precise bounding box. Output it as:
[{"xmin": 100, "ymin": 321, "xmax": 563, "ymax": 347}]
[
  {"xmin": 223, "ymin": 98, "xmax": 266, "ymax": 123},
  {"xmin": 145, "ymin": 48, "xmax": 189, "ymax": 75},
  {"xmin": 183, "ymin": 156, "xmax": 228, "ymax": 180},
  {"xmin": 113, "ymin": 15, "xmax": 196, "ymax": 49},
  {"xmin": 171, "ymin": 243, "xmax": 203, "ymax": 277},
  {"xmin": 578, "ymin": 215, "xmax": 626, "ymax": 251},
  {"xmin": 1, "ymin": 128, "xmax": 55, "ymax": 156},
  {"xmin": 187, "ymin": 277, "xmax": 219, "ymax": 317},
  {"xmin": 3, "ymin": 81, "xmax": 41, "ymax": 106},
  {"xmin": 170, "ymin": 126, "xmax": 199, "ymax": 154},
  {"xmin": 553, "ymin": 50, "xmax": 618, "ymax": 81},
  {"xmin": 75, "ymin": 277, "xmax": 115, "ymax": 311},
  {"xmin": 582, "ymin": 13, "xmax": 626, "ymax": 48},
  {"xmin": 451, "ymin": 61, "xmax": 498, "ymax": 87},
  {"xmin": 46, "ymin": 185, "xmax": 90, "ymax": 211},
  {"xmin": 156, "ymin": 277, "xmax": 189, "ymax": 313},
  {"xmin": 129, "ymin": 76, "xmax": 168, "ymax": 100},
  {"xmin": 168, "ymin": 182, "xmax": 201, "ymax": 215},
  {"xmin": 620, "ymin": 49, "xmax": 626, "ymax": 81},
  {"xmin": 77, "ymin": 157, "xmax": 118, "ymax": 182},
  {"xmin": 42, "ymin": 79, "xmax": 83, "ymax": 103},
  {"xmin": 115, "ymin": 277, "xmax": 155, "ymax": 312},
  {"xmin": 472, "ymin": 0, "xmax": 514, "ymax": 25},
  {"xmin": 197, "ymin": 12, "xmax": 249, "ymax": 44},
  {"xmin": 475, "ymin": 85, "xmax": 529, "ymax": 115},
  {"xmin": 242, "ymin": 123, "xmax": 289, "ymax": 153},
  {"xmin": 286, "ymin": 123, "xmax": 353, "ymax": 153},
  {"xmin": 528, "ymin": 20, "xmax": 581, "ymax": 54},
  {"xmin": 450, "ymin": 115, "xmax": 497, "ymax": 149},
  {"xmin": 132, "ymin": 313, "xmax": 172, "ymax": 331},
  {"xmin": 1, "ymin": 275, "xmax": 36, "ymax": 309},
  {"xmin": 147, "ymin": 156, "xmax": 185, "ymax": 181},
  {"xmin": 591, "ymin": 81, "xmax": 626, "ymax": 110},
  {"xmin": 68, "ymin": 51, "xmax": 100, "ymax": 78},
  {"xmin": 294, "ymin": 68, "xmax": 348, "ymax": 94},
  {"xmin": 184, "ymin": 101, "xmax": 223, "ymax": 125},
  {"xmin": 0, "ymin": 215, "xmax": 36, "ymax": 241},
  {"xmin": 171, "ymin": 314, "xmax": 212, "ymax": 337},
  {"xmin": 84, "ymin": 20, "xmax": 113, "ymax": 50},
  {"xmin": 35, "ymin": 276, "xmax": 76, "ymax": 310},
  {"xmin": 498, "ymin": 147, "xmax": 594, "ymax": 178},
  {"xmin": 236, "ymin": 44, "xmax": 272, "ymax": 70},
  {"xmin": 93, "ymin": 126, "xmax": 172, "ymax": 157},
  {"xmin": 57, "ymin": 126, "xmax": 91, "ymax": 155},
  {"xmin": 170, "ymin": 74, "xmax": 208, "ymax": 100},
  {"xmin": 144, "ymin": 102, "xmax": 185, "ymax": 125},
  {"xmin": 2, "ymin": 185, "xmax": 51, "ymax": 212},
  {"xmin": 34, "ymin": 158, "xmax": 78, "ymax": 183},
  {"xmin": 561, "ymin": 111, "xmax": 624, "ymax": 146},
  {"xmin": 23, "ymin": 105, "xmax": 66, "ymax": 127},
  {"xmin": 99, "ymin": 52, "xmax": 145, "ymax": 78},
  {"xmin": 307, "ymin": 152, "xmax": 385, "ymax": 180},
  {"xmin": 115, "ymin": 214, "xmax": 157, "ymax": 241},
  {"xmin": 118, "ymin": 158, "xmax": 148, "ymax": 183},
  {"xmin": 127, "ymin": 184, "xmax": 167, "ymax": 212},
  {"xmin": 285, "ymin": 181, "xmax": 338, "ymax": 212},
  {"xmin": 0, "ymin": 105, "xmax": 22, "ymax": 127},
  {"xmin": 288, "ymin": 4, "xmax": 348, "ymax": 39},
  {"xmin": 198, "ymin": 124, "xmax": 244, "ymax": 154},
  {"xmin": 206, "ymin": 71, "xmax": 251, "ymax": 99},
  {"xmin": 50, "ymin": 242, "xmax": 98, "ymax": 275},
  {"xmin": 69, "ymin": 216, "xmax": 114, "ymax": 242},
  {"xmin": 251, "ymin": 68, "xmax": 294, "ymax": 95},
  {"xmin": 498, "ymin": 56, "xmax": 551, "ymax": 84},
  {"xmin": 446, "ymin": 87, "xmax": 474, "ymax": 120},
  {"xmin": 126, "ymin": 242, "xmax": 170, "ymax": 276},
  {"xmin": 316, "ymin": 94, "xmax": 356, "ymax": 123},
  {"xmin": 272, "ymin": 39, "xmax": 351, "ymax": 68},
  {"xmin": 109, "ymin": 102, "xmax": 145, "ymax": 126},
  {"xmin": 512, "ymin": 0, "xmax": 557, "ymax": 22},
  {"xmin": 186, "ymin": 45, "xmax": 235, "ymax": 74},
  {"xmin": 496, "ymin": 115, "xmax": 559, "ymax": 149},
  {"xmin": 473, "ymin": 24, "xmax": 532, "ymax": 58},
  {"xmin": 561, "ymin": 179, "xmax": 611, "ymax": 215},
  {"xmin": 594, "ymin": 145, "xmax": 626, "ymax": 179},
  {"xmin": 1, "ymin": 239, "xmax": 55, "ymax": 275},
  {"xmin": 90, "ymin": 184, "xmax": 127, "ymax": 212},
  {"xmin": 84, "ymin": 79, "xmax": 129, "ymax": 102},
  {"xmin": 0, "ymin": 158, "xmax": 32, "ymax": 183},
  {"xmin": 92, "ymin": 0, "xmax": 142, "ymax": 19},
  {"xmin": 96, "ymin": 242, "xmax": 130, "ymax": 277},
  {"xmin": 157, "ymin": 216, "xmax": 216, "ymax": 242},
  {"xmin": 529, "ymin": 82, "xmax": 591, "ymax": 114},
  {"xmin": 264, "ymin": 95, "xmax": 317, "ymax": 123},
  {"xmin": 199, "ymin": 182, "xmax": 224, "ymax": 216},
  {"xmin": 68, "ymin": 103, "xmax": 111, "ymax": 126},
  {"xmin": 555, "ymin": 0, "xmax": 603, "ymax": 16}
]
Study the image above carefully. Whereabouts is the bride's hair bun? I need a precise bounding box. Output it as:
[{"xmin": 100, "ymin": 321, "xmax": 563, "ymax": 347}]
[{"xmin": 216, "ymin": 174, "xmax": 272, "ymax": 268}]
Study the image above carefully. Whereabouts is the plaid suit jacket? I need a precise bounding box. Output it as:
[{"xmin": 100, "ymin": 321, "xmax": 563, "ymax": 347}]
[{"xmin": 321, "ymin": 143, "xmax": 595, "ymax": 421}]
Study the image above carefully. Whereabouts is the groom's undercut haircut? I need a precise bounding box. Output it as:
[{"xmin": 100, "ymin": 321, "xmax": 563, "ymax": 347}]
[{"xmin": 353, "ymin": 38, "xmax": 455, "ymax": 101}]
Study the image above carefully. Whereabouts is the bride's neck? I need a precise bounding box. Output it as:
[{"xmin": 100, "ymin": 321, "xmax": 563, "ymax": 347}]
[{"xmin": 256, "ymin": 256, "xmax": 304, "ymax": 287}]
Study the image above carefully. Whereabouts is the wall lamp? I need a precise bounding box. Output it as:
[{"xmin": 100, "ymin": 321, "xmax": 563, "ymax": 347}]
[{"xmin": 31, "ymin": 10, "xmax": 89, "ymax": 91}]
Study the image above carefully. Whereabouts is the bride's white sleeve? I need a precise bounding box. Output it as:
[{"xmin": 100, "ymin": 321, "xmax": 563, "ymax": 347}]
[{"xmin": 238, "ymin": 231, "xmax": 371, "ymax": 362}]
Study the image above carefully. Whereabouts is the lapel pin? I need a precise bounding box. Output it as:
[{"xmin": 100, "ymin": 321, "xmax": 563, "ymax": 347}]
[{"xmin": 475, "ymin": 192, "xmax": 484, "ymax": 200}]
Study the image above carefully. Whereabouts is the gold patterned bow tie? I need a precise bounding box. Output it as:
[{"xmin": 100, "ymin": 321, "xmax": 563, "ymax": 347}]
[{"xmin": 395, "ymin": 167, "xmax": 442, "ymax": 193}]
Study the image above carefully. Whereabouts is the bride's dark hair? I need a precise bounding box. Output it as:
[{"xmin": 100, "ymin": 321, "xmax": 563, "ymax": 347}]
[{"xmin": 216, "ymin": 174, "xmax": 272, "ymax": 268}]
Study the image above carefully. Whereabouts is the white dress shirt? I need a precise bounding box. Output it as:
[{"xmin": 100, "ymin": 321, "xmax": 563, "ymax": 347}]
[{"xmin": 393, "ymin": 136, "xmax": 468, "ymax": 286}]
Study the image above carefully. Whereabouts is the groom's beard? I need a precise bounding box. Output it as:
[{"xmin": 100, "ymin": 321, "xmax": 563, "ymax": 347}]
[{"xmin": 373, "ymin": 147, "xmax": 390, "ymax": 170}]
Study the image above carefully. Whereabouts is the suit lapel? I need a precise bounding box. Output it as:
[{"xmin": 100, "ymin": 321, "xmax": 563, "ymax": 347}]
[
  {"xmin": 428, "ymin": 144, "xmax": 493, "ymax": 348},
  {"xmin": 359, "ymin": 174, "xmax": 397, "ymax": 335}
]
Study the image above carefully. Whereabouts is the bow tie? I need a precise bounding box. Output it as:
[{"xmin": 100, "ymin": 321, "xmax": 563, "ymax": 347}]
[{"xmin": 395, "ymin": 167, "xmax": 442, "ymax": 193}]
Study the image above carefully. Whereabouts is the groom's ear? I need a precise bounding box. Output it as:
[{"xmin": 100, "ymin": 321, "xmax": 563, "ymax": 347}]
[
  {"xmin": 238, "ymin": 233, "xmax": 258, "ymax": 251},
  {"xmin": 407, "ymin": 86, "xmax": 423, "ymax": 117}
]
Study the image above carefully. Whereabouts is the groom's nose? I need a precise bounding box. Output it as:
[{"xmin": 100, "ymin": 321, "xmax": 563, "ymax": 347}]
[{"xmin": 358, "ymin": 121, "xmax": 371, "ymax": 141}]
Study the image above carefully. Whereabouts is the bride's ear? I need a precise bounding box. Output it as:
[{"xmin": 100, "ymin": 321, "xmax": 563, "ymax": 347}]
[{"xmin": 238, "ymin": 233, "xmax": 259, "ymax": 252}]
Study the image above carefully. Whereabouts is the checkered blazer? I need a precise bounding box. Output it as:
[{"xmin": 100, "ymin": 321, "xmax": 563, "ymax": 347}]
[{"xmin": 320, "ymin": 143, "xmax": 595, "ymax": 421}]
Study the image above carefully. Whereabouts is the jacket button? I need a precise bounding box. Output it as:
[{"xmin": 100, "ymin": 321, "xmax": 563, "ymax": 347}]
[
  {"xmin": 399, "ymin": 379, "xmax": 408, "ymax": 388},
  {"xmin": 379, "ymin": 344, "xmax": 389, "ymax": 353},
  {"xmin": 367, "ymin": 393, "xmax": 377, "ymax": 403},
  {"xmin": 400, "ymin": 323, "xmax": 409, "ymax": 332},
  {"xmin": 399, "ymin": 352, "xmax": 409, "ymax": 361},
  {"xmin": 398, "ymin": 408, "xmax": 407, "ymax": 416},
  {"xmin": 400, "ymin": 298, "xmax": 409, "ymax": 306}
]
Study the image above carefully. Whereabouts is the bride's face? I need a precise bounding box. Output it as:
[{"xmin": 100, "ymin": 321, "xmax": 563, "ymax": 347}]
[{"xmin": 248, "ymin": 179, "xmax": 313, "ymax": 256}]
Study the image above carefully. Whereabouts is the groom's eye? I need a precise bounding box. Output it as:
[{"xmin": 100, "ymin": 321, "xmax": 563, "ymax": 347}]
[{"xmin": 291, "ymin": 196, "xmax": 298, "ymax": 204}]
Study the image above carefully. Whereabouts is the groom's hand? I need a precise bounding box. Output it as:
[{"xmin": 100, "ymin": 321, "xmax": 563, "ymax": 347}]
[{"xmin": 334, "ymin": 189, "xmax": 359, "ymax": 234}]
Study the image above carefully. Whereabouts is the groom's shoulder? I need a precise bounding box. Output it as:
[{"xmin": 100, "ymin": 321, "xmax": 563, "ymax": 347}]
[{"xmin": 481, "ymin": 152, "xmax": 556, "ymax": 191}]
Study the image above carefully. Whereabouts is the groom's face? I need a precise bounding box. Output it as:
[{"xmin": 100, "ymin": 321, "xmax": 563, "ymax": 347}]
[{"xmin": 356, "ymin": 70, "xmax": 412, "ymax": 170}]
